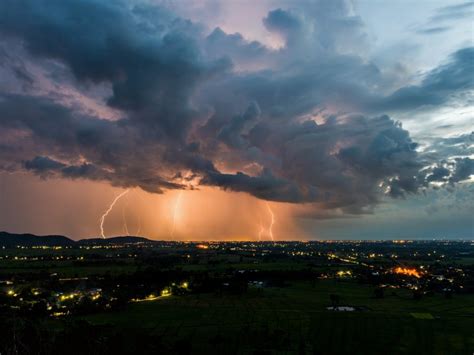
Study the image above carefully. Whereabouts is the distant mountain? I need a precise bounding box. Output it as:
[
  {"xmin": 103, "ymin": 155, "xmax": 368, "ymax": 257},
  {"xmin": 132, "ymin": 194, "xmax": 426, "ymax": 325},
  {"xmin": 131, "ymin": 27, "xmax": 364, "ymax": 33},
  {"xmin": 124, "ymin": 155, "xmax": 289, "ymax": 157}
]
[
  {"xmin": 0, "ymin": 231, "xmax": 75, "ymax": 247},
  {"xmin": 0, "ymin": 232, "xmax": 155, "ymax": 247},
  {"xmin": 77, "ymin": 236, "xmax": 155, "ymax": 245}
]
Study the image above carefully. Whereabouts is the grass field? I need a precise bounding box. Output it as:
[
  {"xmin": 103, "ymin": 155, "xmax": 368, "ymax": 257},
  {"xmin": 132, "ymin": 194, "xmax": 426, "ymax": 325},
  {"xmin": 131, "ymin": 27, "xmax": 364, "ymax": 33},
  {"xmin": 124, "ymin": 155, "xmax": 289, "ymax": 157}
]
[
  {"xmin": 0, "ymin": 257, "xmax": 139, "ymax": 276},
  {"xmin": 2, "ymin": 244, "xmax": 472, "ymax": 354},
  {"xmin": 79, "ymin": 280, "xmax": 474, "ymax": 354}
]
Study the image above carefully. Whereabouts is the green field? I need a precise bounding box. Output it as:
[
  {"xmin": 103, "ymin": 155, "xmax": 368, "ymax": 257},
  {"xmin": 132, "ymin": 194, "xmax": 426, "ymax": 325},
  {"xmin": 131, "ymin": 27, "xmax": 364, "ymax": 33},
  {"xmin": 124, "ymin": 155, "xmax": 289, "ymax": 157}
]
[{"xmin": 79, "ymin": 280, "xmax": 474, "ymax": 354}]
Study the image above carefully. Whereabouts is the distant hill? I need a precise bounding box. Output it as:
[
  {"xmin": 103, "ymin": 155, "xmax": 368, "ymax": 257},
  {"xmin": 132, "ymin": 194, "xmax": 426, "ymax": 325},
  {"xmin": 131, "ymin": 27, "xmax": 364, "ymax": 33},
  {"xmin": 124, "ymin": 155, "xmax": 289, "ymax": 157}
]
[
  {"xmin": 0, "ymin": 232, "xmax": 155, "ymax": 247},
  {"xmin": 0, "ymin": 231, "xmax": 75, "ymax": 247},
  {"xmin": 77, "ymin": 236, "xmax": 155, "ymax": 245}
]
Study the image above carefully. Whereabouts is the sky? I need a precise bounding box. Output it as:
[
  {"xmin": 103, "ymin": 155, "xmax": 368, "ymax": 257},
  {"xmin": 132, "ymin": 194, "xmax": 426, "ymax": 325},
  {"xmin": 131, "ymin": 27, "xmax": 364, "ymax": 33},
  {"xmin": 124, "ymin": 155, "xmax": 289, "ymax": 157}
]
[{"xmin": 0, "ymin": 0, "xmax": 472, "ymax": 240}]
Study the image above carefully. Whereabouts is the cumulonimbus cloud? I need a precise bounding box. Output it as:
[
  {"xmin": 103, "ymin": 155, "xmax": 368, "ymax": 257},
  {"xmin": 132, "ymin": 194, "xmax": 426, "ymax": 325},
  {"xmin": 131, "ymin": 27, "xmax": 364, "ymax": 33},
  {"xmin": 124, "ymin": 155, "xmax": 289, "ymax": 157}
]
[{"xmin": 0, "ymin": 0, "xmax": 472, "ymax": 217}]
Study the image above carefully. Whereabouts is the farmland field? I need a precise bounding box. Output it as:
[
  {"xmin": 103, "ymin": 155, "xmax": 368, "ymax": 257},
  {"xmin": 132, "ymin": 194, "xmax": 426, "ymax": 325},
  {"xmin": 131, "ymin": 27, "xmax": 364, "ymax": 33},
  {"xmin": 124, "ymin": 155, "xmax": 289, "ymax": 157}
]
[
  {"xmin": 1, "ymin": 239, "xmax": 473, "ymax": 354},
  {"xmin": 80, "ymin": 280, "xmax": 474, "ymax": 354}
]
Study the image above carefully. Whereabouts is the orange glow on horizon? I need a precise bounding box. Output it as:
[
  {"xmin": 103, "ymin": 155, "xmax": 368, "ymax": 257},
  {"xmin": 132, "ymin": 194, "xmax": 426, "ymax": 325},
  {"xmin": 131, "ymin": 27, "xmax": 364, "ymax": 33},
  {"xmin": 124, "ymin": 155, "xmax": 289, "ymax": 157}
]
[{"xmin": 0, "ymin": 172, "xmax": 308, "ymax": 240}]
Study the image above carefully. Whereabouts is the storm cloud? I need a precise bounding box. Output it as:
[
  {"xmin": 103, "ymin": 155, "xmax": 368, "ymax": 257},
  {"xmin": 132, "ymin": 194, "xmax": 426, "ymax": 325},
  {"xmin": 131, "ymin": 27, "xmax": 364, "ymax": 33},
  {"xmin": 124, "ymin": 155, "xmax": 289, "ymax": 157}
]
[
  {"xmin": 0, "ymin": 0, "xmax": 472, "ymax": 219},
  {"xmin": 376, "ymin": 47, "xmax": 474, "ymax": 111}
]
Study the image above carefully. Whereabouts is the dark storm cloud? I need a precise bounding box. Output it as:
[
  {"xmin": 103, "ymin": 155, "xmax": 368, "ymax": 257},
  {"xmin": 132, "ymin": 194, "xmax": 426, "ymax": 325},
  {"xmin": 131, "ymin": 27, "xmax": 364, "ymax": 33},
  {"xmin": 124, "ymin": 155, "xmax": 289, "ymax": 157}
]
[
  {"xmin": 202, "ymin": 169, "xmax": 312, "ymax": 203},
  {"xmin": 0, "ymin": 0, "xmax": 230, "ymax": 140},
  {"xmin": 263, "ymin": 8, "xmax": 303, "ymax": 41},
  {"xmin": 24, "ymin": 156, "xmax": 111, "ymax": 182},
  {"xmin": 426, "ymin": 166, "xmax": 451, "ymax": 182},
  {"xmin": 450, "ymin": 158, "xmax": 474, "ymax": 183},
  {"xmin": 202, "ymin": 113, "xmax": 425, "ymax": 208},
  {"xmin": 24, "ymin": 156, "xmax": 66, "ymax": 173},
  {"xmin": 0, "ymin": 94, "xmax": 189, "ymax": 193},
  {"xmin": 217, "ymin": 102, "xmax": 261, "ymax": 149},
  {"xmin": 0, "ymin": 43, "xmax": 35, "ymax": 88},
  {"xmin": 424, "ymin": 157, "xmax": 474, "ymax": 186},
  {"xmin": 0, "ymin": 0, "xmax": 472, "ymax": 217},
  {"xmin": 205, "ymin": 28, "xmax": 269, "ymax": 67},
  {"xmin": 375, "ymin": 47, "xmax": 474, "ymax": 111}
]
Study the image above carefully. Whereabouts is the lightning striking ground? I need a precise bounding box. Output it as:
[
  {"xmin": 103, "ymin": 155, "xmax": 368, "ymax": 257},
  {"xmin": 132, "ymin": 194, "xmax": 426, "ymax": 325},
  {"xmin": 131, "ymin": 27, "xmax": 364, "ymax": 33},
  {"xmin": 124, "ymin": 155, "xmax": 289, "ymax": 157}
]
[
  {"xmin": 170, "ymin": 190, "xmax": 183, "ymax": 239},
  {"xmin": 136, "ymin": 214, "xmax": 141, "ymax": 236},
  {"xmin": 99, "ymin": 189, "xmax": 130, "ymax": 239},
  {"xmin": 258, "ymin": 224, "xmax": 265, "ymax": 241},
  {"xmin": 266, "ymin": 202, "xmax": 275, "ymax": 241},
  {"xmin": 122, "ymin": 205, "xmax": 130, "ymax": 235},
  {"xmin": 135, "ymin": 193, "xmax": 146, "ymax": 236}
]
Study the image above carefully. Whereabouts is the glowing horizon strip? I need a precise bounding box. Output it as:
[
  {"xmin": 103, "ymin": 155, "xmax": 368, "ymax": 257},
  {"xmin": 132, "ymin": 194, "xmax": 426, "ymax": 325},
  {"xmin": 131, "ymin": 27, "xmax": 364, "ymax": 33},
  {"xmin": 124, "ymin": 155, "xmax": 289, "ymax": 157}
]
[{"xmin": 99, "ymin": 189, "xmax": 130, "ymax": 239}]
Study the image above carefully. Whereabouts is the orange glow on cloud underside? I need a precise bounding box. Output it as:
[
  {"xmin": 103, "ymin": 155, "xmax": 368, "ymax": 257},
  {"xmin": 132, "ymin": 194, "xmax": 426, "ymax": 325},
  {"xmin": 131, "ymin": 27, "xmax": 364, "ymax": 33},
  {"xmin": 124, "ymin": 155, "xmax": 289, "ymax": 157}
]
[
  {"xmin": 393, "ymin": 267, "xmax": 422, "ymax": 278},
  {"xmin": 0, "ymin": 172, "xmax": 309, "ymax": 241}
]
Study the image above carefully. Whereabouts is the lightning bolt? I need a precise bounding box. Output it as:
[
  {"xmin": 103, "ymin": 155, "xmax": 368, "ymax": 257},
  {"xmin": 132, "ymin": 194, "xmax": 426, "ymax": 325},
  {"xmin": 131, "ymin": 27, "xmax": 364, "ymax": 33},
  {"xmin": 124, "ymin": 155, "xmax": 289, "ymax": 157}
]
[
  {"xmin": 266, "ymin": 202, "xmax": 275, "ymax": 241},
  {"xmin": 136, "ymin": 214, "xmax": 141, "ymax": 236},
  {"xmin": 121, "ymin": 192, "xmax": 142, "ymax": 236},
  {"xmin": 99, "ymin": 189, "xmax": 130, "ymax": 239},
  {"xmin": 170, "ymin": 190, "xmax": 183, "ymax": 239},
  {"xmin": 122, "ymin": 205, "xmax": 130, "ymax": 235},
  {"xmin": 135, "ymin": 192, "xmax": 146, "ymax": 236},
  {"xmin": 121, "ymin": 194, "xmax": 130, "ymax": 235},
  {"xmin": 257, "ymin": 224, "xmax": 264, "ymax": 241}
]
